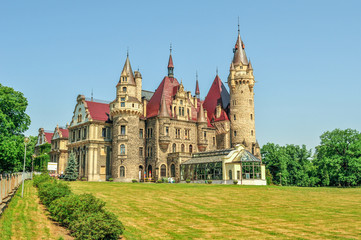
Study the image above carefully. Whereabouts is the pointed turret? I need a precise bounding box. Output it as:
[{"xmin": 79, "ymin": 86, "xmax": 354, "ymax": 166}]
[
  {"xmin": 248, "ymin": 59, "xmax": 253, "ymax": 70},
  {"xmin": 168, "ymin": 44, "xmax": 174, "ymax": 77},
  {"xmin": 197, "ymin": 103, "xmax": 207, "ymax": 123},
  {"xmin": 158, "ymin": 97, "xmax": 170, "ymax": 118},
  {"xmin": 119, "ymin": 54, "xmax": 135, "ymax": 85},
  {"xmin": 232, "ymin": 33, "xmax": 248, "ymax": 66},
  {"xmin": 195, "ymin": 75, "xmax": 200, "ymax": 98}
]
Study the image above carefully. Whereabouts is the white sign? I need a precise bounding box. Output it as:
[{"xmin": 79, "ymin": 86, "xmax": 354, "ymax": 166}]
[{"xmin": 48, "ymin": 162, "xmax": 57, "ymax": 171}]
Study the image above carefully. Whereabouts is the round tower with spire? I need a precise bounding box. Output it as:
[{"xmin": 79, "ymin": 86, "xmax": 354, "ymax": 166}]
[
  {"xmin": 228, "ymin": 26, "xmax": 259, "ymax": 157},
  {"xmin": 109, "ymin": 53, "xmax": 145, "ymax": 182}
]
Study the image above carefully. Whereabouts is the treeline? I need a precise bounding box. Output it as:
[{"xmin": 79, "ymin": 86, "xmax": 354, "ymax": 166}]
[
  {"xmin": 0, "ymin": 84, "xmax": 51, "ymax": 173},
  {"xmin": 262, "ymin": 128, "xmax": 361, "ymax": 187}
]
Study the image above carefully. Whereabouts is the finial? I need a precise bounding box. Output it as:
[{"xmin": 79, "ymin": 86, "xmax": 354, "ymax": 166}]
[
  {"xmin": 216, "ymin": 67, "xmax": 218, "ymax": 76},
  {"xmin": 170, "ymin": 43, "xmax": 172, "ymax": 54},
  {"xmin": 127, "ymin": 47, "xmax": 129, "ymax": 57},
  {"xmin": 91, "ymin": 88, "xmax": 93, "ymax": 101},
  {"xmin": 138, "ymin": 66, "xmax": 140, "ymax": 71},
  {"xmin": 196, "ymin": 70, "xmax": 198, "ymax": 81},
  {"xmin": 238, "ymin": 16, "xmax": 240, "ymax": 35}
]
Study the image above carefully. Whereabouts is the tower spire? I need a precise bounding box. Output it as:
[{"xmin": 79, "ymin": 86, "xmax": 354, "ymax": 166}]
[
  {"xmin": 195, "ymin": 71, "xmax": 200, "ymax": 98},
  {"xmin": 167, "ymin": 43, "xmax": 174, "ymax": 77}
]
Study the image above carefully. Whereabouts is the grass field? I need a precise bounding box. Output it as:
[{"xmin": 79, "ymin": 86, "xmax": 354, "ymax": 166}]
[
  {"xmin": 0, "ymin": 181, "xmax": 71, "ymax": 240},
  {"xmin": 69, "ymin": 182, "xmax": 361, "ymax": 240}
]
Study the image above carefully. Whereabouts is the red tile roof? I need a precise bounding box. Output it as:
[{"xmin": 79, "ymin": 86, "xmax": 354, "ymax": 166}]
[
  {"xmin": 59, "ymin": 128, "xmax": 69, "ymax": 138},
  {"xmin": 85, "ymin": 101, "xmax": 109, "ymax": 121},
  {"xmin": 203, "ymin": 75, "xmax": 230, "ymax": 123},
  {"xmin": 147, "ymin": 77, "xmax": 179, "ymax": 118},
  {"xmin": 44, "ymin": 132, "xmax": 53, "ymax": 144}
]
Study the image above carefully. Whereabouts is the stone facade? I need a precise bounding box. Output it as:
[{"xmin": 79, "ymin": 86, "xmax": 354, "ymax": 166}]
[
  {"xmin": 49, "ymin": 125, "xmax": 69, "ymax": 174},
  {"xmin": 51, "ymin": 31, "xmax": 262, "ymax": 182}
]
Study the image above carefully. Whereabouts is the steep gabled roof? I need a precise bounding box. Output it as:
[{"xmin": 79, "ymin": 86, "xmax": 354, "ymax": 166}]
[
  {"xmin": 146, "ymin": 76, "xmax": 179, "ymax": 118},
  {"xmin": 233, "ymin": 34, "xmax": 248, "ymax": 66},
  {"xmin": 85, "ymin": 101, "xmax": 110, "ymax": 121},
  {"xmin": 44, "ymin": 132, "xmax": 53, "ymax": 144},
  {"xmin": 119, "ymin": 56, "xmax": 135, "ymax": 85},
  {"xmin": 59, "ymin": 128, "xmax": 69, "ymax": 138},
  {"xmin": 203, "ymin": 75, "xmax": 230, "ymax": 122}
]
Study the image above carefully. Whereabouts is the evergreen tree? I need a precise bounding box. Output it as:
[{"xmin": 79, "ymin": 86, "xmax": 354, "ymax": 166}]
[{"xmin": 64, "ymin": 152, "xmax": 78, "ymax": 181}]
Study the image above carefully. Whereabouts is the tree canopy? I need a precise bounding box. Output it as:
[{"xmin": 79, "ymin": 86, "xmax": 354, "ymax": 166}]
[{"xmin": 0, "ymin": 84, "xmax": 32, "ymax": 173}]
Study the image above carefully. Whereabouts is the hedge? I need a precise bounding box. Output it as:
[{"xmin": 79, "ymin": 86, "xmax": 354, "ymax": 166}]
[{"xmin": 33, "ymin": 174, "xmax": 124, "ymax": 240}]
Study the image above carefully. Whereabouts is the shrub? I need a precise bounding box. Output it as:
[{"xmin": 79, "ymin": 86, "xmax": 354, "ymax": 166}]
[
  {"xmin": 38, "ymin": 180, "xmax": 71, "ymax": 207},
  {"xmin": 33, "ymin": 173, "xmax": 51, "ymax": 187},
  {"xmin": 132, "ymin": 179, "xmax": 137, "ymax": 183},
  {"xmin": 156, "ymin": 179, "xmax": 162, "ymax": 183},
  {"xmin": 186, "ymin": 179, "xmax": 191, "ymax": 183},
  {"xmin": 208, "ymin": 180, "xmax": 212, "ymax": 184},
  {"xmin": 69, "ymin": 211, "xmax": 124, "ymax": 240},
  {"xmin": 162, "ymin": 178, "xmax": 168, "ymax": 183},
  {"xmin": 49, "ymin": 194, "xmax": 106, "ymax": 227},
  {"xmin": 108, "ymin": 178, "xmax": 113, "ymax": 182},
  {"xmin": 233, "ymin": 180, "xmax": 238, "ymax": 185},
  {"xmin": 81, "ymin": 177, "xmax": 87, "ymax": 181}
]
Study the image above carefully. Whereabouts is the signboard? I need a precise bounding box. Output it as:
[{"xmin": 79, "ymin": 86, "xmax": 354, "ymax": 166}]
[{"xmin": 47, "ymin": 162, "xmax": 57, "ymax": 171}]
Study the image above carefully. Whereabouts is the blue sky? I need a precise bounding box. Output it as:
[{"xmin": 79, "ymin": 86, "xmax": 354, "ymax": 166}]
[{"xmin": 1, "ymin": 0, "xmax": 360, "ymax": 152}]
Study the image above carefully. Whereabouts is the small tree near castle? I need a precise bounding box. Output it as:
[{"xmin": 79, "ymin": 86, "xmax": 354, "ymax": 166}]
[{"xmin": 64, "ymin": 152, "xmax": 78, "ymax": 181}]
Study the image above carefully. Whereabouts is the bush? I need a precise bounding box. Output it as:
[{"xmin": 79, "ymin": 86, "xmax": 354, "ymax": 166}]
[
  {"xmin": 49, "ymin": 194, "xmax": 106, "ymax": 227},
  {"xmin": 208, "ymin": 180, "xmax": 212, "ymax": 184},
  {"xmin": 108, "ymin": 178, "xmax": 113, "ymax": 182},
  {"xmin": 33, "ymin": 173, "xmax": 51, "ymax": 187},
  {"xmin": 132, "ymin": 179, "xmax": 137, "ymax": 183},
  {"xmin": 156, "ymin": 179, "xmax": 162, "ymax": 183},
  {"xmin": 186, "ymin": 179, "xmax": 191, "ymax": 183},
  {"xmin": 233, "ymin": 180, "xmax": 238, "ymax": 185},
  {"xmin": 69, "ymin": 211, "xmax": 124, "ymax": 240},
  {"xmin": 38, "ymin": 180, "xmax": 71, "ymax": 207}
]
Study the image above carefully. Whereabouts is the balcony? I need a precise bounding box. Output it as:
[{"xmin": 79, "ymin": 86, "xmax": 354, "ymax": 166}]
[
  {"xmin": 117, "ymin": 135, "xmax": 128, "ymax": 141},
  {"xmin": 159, "ymin": 135, "xmax": 171, "ymax": 150}
]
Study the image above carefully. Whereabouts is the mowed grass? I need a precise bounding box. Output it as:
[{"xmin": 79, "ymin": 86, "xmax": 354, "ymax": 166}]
[
  {"xmin": 70, "ymin": 182, "xmax": 361, "ymax": 240},
  {"xmin": 0, "ymin": 181, "xmax": 71, "ymax": 240}
]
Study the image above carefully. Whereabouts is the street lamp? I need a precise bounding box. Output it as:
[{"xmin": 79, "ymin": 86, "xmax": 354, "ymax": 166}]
[
  {"xmin": 21, "ymin": 137, "xmax": 30, "ymax": 198},
  {"xmin": 32, "ymin": 154, "xmax": 36, "ymax": 179}
]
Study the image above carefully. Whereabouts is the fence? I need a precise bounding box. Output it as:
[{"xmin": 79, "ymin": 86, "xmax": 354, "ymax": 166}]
[{"xmin": 0, "ymin": 172, "xmax": 32, "ymax": 214}]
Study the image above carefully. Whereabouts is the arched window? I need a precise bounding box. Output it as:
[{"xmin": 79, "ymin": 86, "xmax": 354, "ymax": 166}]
[
  {"xmin": 120, "ymin": 144, "xmax": 125, "ymax": 155},
  {"xmin": 189, "ymin": 144, "xmax": 193, "ymax": 153},
  {"xmin": 161, "ymin": 164, "xmax": 166, "ymax": 177},
  {"xmin": 229, "ymin": 170, "xmax": 232, "ymax": 180},
  {"xmin": 250, "ymin": 114, "xmax": 253, "ymax": 120},
  {"xmin": 120, "ymin": 166, "xmax": 125, "ymax": 177},
  {"xmin": 172, "ymin": 143, "xmax": 176, "ymax": 153},
  {"xmin": 171, "ymin": 164, "xmax": 176, "ymax": 177},
  {"xmin": 148, "ymin": 165, "xmax": 152, "ymax": 178},
  {"xmin": 234, "ymin": 114, "xmax": 236, "ymax": 120},
  {"xmin": 181, "ymin": 144, "xmax": 185, "ymax": 152},
  {"xmin": 251, "ymin": 130, "xmax": 254, "ymax": 136}
]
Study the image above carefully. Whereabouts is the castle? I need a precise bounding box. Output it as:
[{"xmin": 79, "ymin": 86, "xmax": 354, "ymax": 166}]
[{"xmin": 36, "ymin": 30, "xmax": 265, "ymax": 184}]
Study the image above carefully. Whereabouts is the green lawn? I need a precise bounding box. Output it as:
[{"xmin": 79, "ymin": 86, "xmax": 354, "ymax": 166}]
[
  {"xmin": 69, "ymin": 182, "xmax": 361, "ymax": 240},
  {"xmin": 0, "ymin": 181, "xmax": 71, "ymax": 240}
]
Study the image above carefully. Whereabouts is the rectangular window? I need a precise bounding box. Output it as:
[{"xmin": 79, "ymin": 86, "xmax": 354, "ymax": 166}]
[
  {"xmin": 185, "ymin": 129, "xmax": 190, "ymax": 140},
  {"xmin": 78, "ymin": 129, "xmax": 81, "ymax": 139},
  {"xmin": 150, "ymin": 128, "xmax": 153, "ymax": 138},
  {"xmin": 139, "ymin": 129, "xmax": 143, "ymax": 138},
  {"xmin": 213, "ymin": 137, "xmax": 216, "ymax": 146},
  {"xmin": 165, "ymin": 127, "xmax": 169, "ymax": 136},
  {"xmin": 121, "ymin": 97, "xmax": 125, "ymax": 107},
  {"xmin": 175, "ymin": 128, "xmax": 181, "ymax": 139},
  {"xmin": 72, "ymin": 131, "xmax": 75, "ymax": 142},
  {"xmin": 83, "ymin": 127, "xmax": 87, "ymax": 139},
  {"xmin": 139, "ymin": 147, "xmax": 143, "ymax": 157},
  {"xmin": 204, "ymin": 131, "xmax": 207, "ymax": 138},
  {"xmin": 121, "ymin": 125, "xmax": 126, "ymax": 135},
  {"xmin": 102, "ymin": 128, "xmax": 106, "ymax": 138}
]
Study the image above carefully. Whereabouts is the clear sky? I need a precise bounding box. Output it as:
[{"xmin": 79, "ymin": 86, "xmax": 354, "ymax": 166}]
[{"xmin": 1, "ymin": 0, "xmax": 360, "ymax": 152}]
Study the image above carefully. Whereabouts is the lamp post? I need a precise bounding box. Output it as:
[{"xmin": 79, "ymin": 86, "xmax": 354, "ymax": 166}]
[
  {"xmin": 32, "ymin": 154, "xmax": 36, "ymax": 179},
  {"xmin": 21, "ymin": 137, "xmax": 29, "ymax": 198}
]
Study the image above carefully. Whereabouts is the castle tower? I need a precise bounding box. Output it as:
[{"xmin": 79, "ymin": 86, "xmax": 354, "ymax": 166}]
[
  {"xmin": 228, "ymin": 30, "xmax": 258, "ymax": 155},
  {"xmin": 197, "ymin": 103, "xmax": 208, "ymax": 152},
  {"xmin": 110, "ymin": 54, "xmax": 145, "ymax": 182}
]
